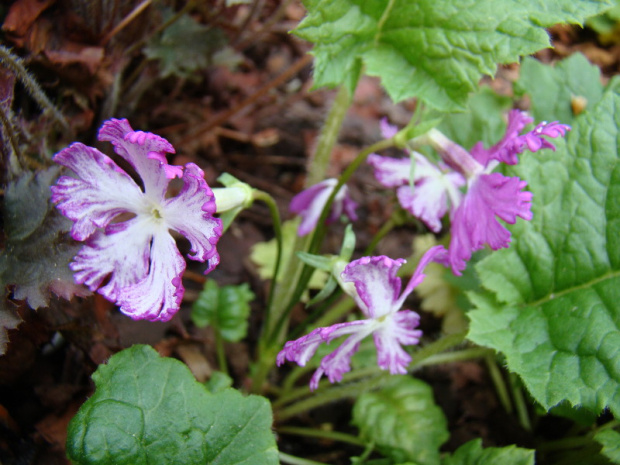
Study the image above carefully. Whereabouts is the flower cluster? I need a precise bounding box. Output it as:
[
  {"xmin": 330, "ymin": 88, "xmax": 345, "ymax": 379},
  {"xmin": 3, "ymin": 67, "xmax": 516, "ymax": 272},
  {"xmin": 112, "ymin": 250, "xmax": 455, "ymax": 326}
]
[
  {"xmin": 52, "ymin": 119, "xmax": 223, "ymax": 321},
  {"xmin": 370, "ymin": 112, "xmax": 570, "ymax": 274},
  {"xmin": 277, "ymin": 245, "xmax": 447, "ymax": 390}
]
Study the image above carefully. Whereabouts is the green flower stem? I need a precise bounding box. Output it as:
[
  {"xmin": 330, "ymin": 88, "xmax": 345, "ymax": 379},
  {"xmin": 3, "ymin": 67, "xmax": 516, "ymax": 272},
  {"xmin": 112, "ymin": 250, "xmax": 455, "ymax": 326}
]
[
  {"xmin": 409, "ymin": 331, "xmax": 467, "ymax": 366},
  {"xmin": 252, "ymin": 84, "xmax": 357, "ymax": 393},
  {"xmin": 278, "ymin": 426, "xmax": 366, "ymax": 447},
  {"xmin": 510, "ymin": 372, "xmax": 532, "ymax": 431},
  {"xmin": 276, "ymin": 374, "xmax": 390, "ymax": 422},
  {"xmin": 279, "ymin": 452, "xmax": 326, "ymax": 465},
  {"xmin": 272, "ymin": 136, "xmax": 397, "ymax": 350},
  {"xmin": 413, "ymin": 347, "xmax": 492, "ymax": 367},
  {"xmin": 362, "ymin": 217, "xmax": 397, "ymax": 255},
  {"xmin": 252, "ymin": 190, "xmax": 283, "ymax": 330},
  {"xmin": 249, "ymin": 190, "xmax": 283, "ymax": 393},
  {"xmin": 214, "ymin": 329, "xmax": 229, "ymax": 376},
  {"xmin": 485, "ymin": 355, "xmax": 513, "ymax": 413}
]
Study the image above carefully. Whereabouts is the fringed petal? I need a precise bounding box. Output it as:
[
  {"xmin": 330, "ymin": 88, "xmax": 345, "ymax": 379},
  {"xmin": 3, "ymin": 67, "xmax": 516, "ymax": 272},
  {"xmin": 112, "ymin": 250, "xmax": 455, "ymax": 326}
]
[
  {"xmin": 116, "ymin": 230, "xmax": 186, "ymax": 322},
  {"xmin": 373, "ymin": 311, "xmax": 422, "ymax": 374},
  {"xmin": 448, "ymin": 173, "xmax": 532, "ymax": 274},
  {"xmin": 163, "ymin": 163, "xmax": 223, "ymax": 274},
  {"xmin": 70, "ymin": 218, "xmax": 152, "ymax": 301},
  {"xmin": 341, "ymin": 256, "xmax": 405, "ymax": 318},
  {"xmin": 51, "ymin": 143, "xmax": 144, "ymax": 241},
  {"xmin": 98, "ymin": 118, "xmax": 174, "ymax": 199}
]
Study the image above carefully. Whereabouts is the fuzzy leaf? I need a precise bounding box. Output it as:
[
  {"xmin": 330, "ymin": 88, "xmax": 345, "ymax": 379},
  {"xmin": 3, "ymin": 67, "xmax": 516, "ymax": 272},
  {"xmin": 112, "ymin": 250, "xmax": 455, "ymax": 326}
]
[
  {"xmin": 0, "ymin": 301, "xmax": 22, "ymax": 355},
  {"xmin": 191, "ymin": 280, "xmax": 254, "ymax": 342},
  {"xmin": 144, "ymin": 11, "xmax": 240, "ymax": 79},
  {"xmin": 516, "ymin": 53, "xmax": 604, "ymax": 124},
  {"xmin": 595, "ymin": 429, "xmax": 620, "ymax": 464},
  {"xmin": 66, "ymin": 345, "xmax": 278, "ymax": 465},
  {"xmin": 468, "ymin": 81, "xmax": 620, "ymax": 415},
  {"xmin": 442, "ymin": 439, "xmax": 534, "ymax": 465},
  {"xmin": 295, "ymin": 0, "xmax": 610, "ymax": 110},
  {"xmin": 352, "ymin": 376, "xmax": 448, "ymax": 465},
  {"xmin": 0, "ymin": 168, "xmax": 88, "ymax": 310}
]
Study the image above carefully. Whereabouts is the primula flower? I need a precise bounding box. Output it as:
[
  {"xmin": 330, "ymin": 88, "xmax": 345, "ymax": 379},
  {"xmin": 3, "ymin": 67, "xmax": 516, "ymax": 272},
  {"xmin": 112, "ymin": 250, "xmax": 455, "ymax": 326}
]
[
  {"xmin": 51, "ymin": 119, "xmax": 223, "ymax": 322},
  {"xmin": 290, "ymin": 178, "xmax": 357, "ymax": 236},
  {"xmin": 277, "ymin": 245, "xmax": 447, "ymax": 390},
  {"xmin": 369, "ymin": 119, "xmax": 465, "ymax": 233},
  {"xmin": 427, "ymin": 110, "xmax": 570, "ymax": 274}
]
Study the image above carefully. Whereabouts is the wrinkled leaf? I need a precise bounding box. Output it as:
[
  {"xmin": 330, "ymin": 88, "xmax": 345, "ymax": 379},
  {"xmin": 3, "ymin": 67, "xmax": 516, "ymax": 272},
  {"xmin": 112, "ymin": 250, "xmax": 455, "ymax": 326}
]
[
  {"xmin": 0, "ymin": 167, "xmax": 88, "ymax": 310},
  {"xmin": 516, "ymin": 53, "xmax": 604, "ymax": 124},
  {"xmin": 595, "ymin": 429, "xmax": 620, "ymax": 464},
  {"xmin": 352, "ymin": 376, "xmax": 448, "ymax": 465},
  {"xmin": 442, "ymin": 439, "xmax": 534, "ymax": 465},
  {"xmin": 468, "ymin": 81, "xmax": 620, "ymax": 415},
  {"xmin": 439, "ymin": 86, "xmax": 513, "ymax": 150},
  {"xmin": 66, "ymin": 345, "xmax": 278, "ymax": 465},
  {"xmin": 191, "ymin": 280, "xmax": 254, "ymax": 342},
  {"xmin": 295, "ymin": 0, "xmax": 610, "ymax": 110}
]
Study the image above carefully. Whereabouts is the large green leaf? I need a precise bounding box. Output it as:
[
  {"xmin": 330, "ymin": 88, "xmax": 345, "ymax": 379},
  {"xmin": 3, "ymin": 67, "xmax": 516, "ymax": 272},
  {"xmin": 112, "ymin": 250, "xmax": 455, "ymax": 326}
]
[
  {"xmin": 468, "ymin": 82, "xmax": 620, "ymax": 415},
  {"xmin": 351, "ymin": 376, "xmax": 448, "ymax": 465},
  {"xmin": 295, "ymin": 0, "xmax": 610, "ymax": 110},
  {"xmin": 66, "ymin": 345, "xmax": 278, "ymax": 465},
  {"xmin": 515, "ymin": 53, "xmax": 604, "ymax": 124},
  {"xmin": 442, "ymin": 439, "xmax": 534, "ymax": 465}
]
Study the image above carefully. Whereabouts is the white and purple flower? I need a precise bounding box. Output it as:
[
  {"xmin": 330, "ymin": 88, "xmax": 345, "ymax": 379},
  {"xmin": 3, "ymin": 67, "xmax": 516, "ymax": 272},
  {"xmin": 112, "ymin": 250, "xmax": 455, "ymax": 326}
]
[
  {"xmin": 290, "ymin": 178, "xmax": 358, "ymax": 236},
  {"xmin": 51, "ymin": 118, "xmax": 223, "ymax": 322},
  {"xmin": 277, "ymin": 245, "xmax": 447, "ymax": 390},
  {"xmin": 368, "ymin": 119, "xmax": 466, "ymax": 233},
  {"xmin": 427, "ymin": 110, "xmax": 570, "ymax": 274}
]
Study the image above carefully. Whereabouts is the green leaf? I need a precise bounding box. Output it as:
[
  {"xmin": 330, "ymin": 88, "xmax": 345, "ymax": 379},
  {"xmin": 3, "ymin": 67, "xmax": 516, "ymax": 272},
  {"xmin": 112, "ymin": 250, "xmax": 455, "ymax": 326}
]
[
  {"xmin": 352, "ymin": 376, "xmax": 448, "ymax": 465},
  {"xmin": 467, "ymin": 84, "xmax": 620, "ymax": 415},
  {"xmin": 515, "ymin": 53, "xmax": 604, "ymax": 124},
  {"xmin": 191, "ymin": 280, "xmax": 254, "ymax": 342},
  {"xmin": 442, "ymin": 439, "xmax": 534, "ymax": 465},
  {"xmin": 595, "ymin": 429, "xmax": 620, "ymax": 464},
  {"xmin": 295, "ymin": 0, "xmax": 610, "ymax": 110},
  {"xmin": 66, "ymin": 345, "xmax": 278, "ymax": 465},
  {"xmin": 439, "ymin": 86, "xmax": 513, "ymax": 150},
  {"xmin": 0, "ymin": 167, "xmax": 89, "ymax": 310},
  {"xmin": 144, "ymin": 10, "xmax": 240, "ymax": 79}
]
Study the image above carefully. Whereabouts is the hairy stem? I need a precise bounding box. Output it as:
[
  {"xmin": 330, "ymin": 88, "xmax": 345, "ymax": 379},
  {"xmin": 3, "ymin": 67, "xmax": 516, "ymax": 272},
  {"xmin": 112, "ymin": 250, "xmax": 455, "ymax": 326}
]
[{"xmin": 0, "ymin": 46, "xmax": 69, "ymax": 133}]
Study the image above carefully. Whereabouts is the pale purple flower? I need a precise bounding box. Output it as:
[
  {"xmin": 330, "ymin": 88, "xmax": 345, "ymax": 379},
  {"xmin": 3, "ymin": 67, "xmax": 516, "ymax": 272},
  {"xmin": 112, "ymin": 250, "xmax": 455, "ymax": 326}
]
[
  {"xmin": 51, "ymin": 118, "xmax": 223, "ymax": 322},
  {"xmin": 368, "ymin": 152, "xmax": 465, "ymax": 233},
  {"xmin": 277, "ymin": 245, "xmax": 447, "ymax": 390},
  {"xmin": 290, "ymin": 178, "xmax": 358, "ymax": 236},
  {"xmin": 427, "ymin": 111, "xmax": 569, "ymax": 275}
]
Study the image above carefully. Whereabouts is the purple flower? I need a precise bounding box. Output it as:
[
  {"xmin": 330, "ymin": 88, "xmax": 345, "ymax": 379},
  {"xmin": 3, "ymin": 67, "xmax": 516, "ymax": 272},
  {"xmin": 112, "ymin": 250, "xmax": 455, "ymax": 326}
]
[
  {"xmin": 277, "ymin": 245, "xmax": 447, "ymax": 390},
  {"xmin": 427, "ymin": 111, "xmax": 569, "ymax": 275},
  {"xmin": 290, "ymin": 178, "xmax": 358, "ymax": 236},
  {"xmin": 470, "ymin": 110, "xmax": 571, "ymax": 166},
  {"xmin": 368, "ymin": 153, "xmax": 465, "ymax": 233},
  {"xmin": 369, "ymin": 118, "xmax": 465, "ymax": 233},
  {"xmin": 51, "ymin": 119, "xmax": 223, "ymax": 322}
]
